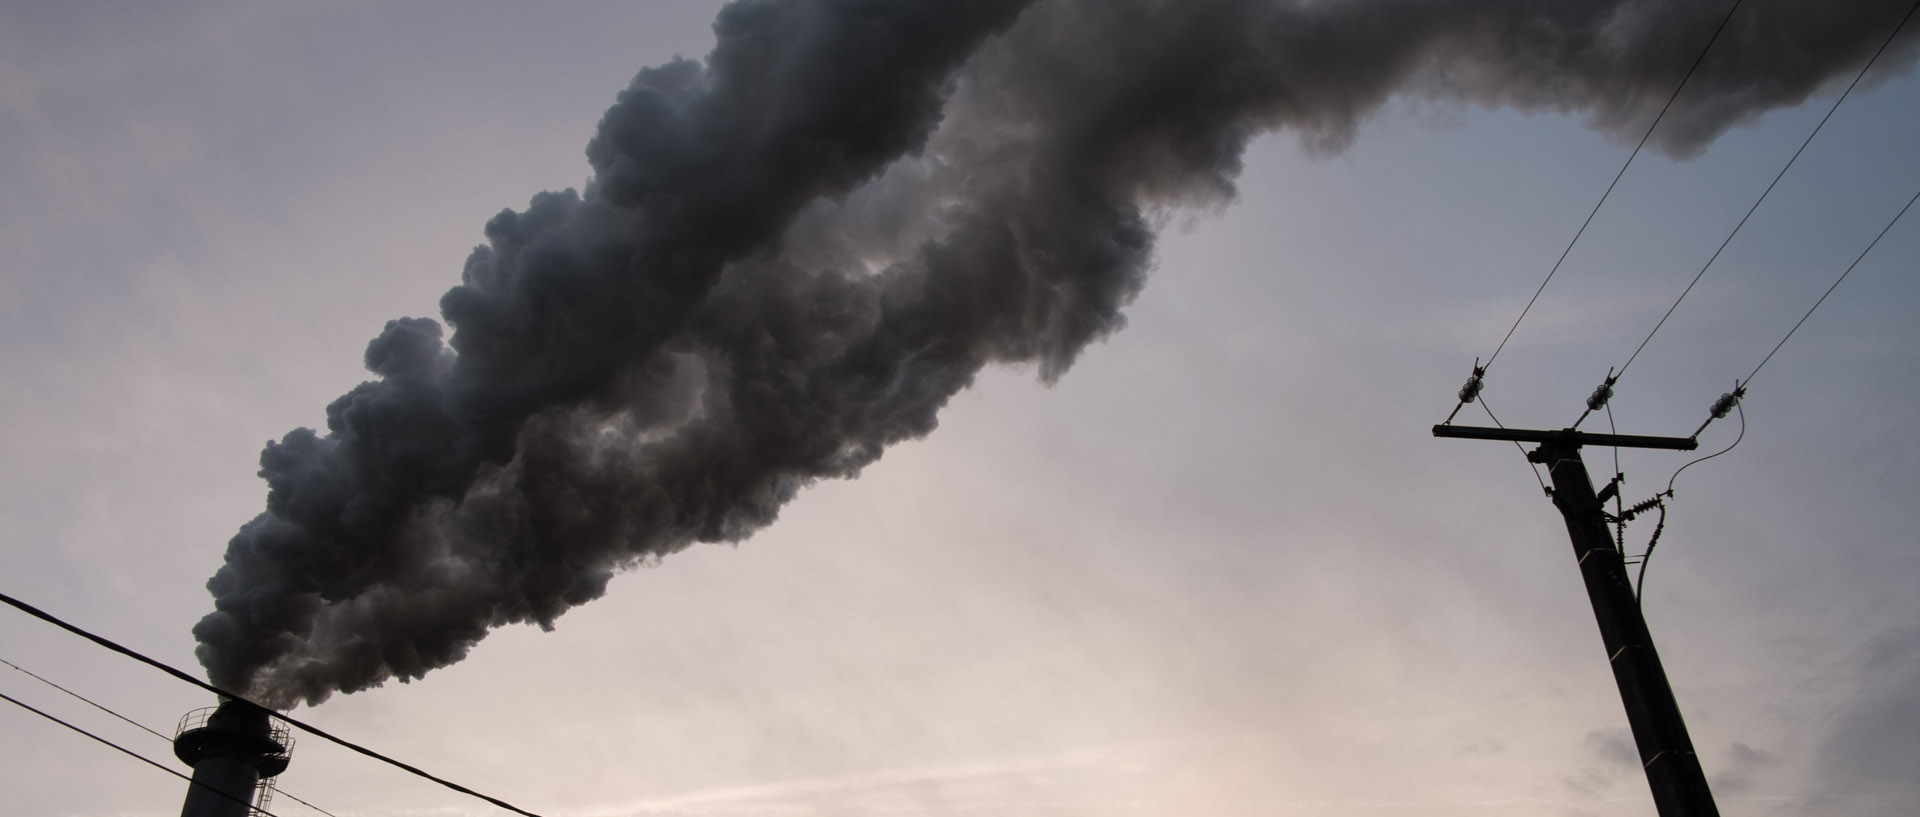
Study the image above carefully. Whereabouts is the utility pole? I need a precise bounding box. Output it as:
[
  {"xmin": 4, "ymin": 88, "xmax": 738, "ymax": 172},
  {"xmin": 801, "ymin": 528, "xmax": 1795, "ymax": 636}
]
[{"xmin": 1433, "ymin": 424, "xmax": 1720, "ymax": 817}]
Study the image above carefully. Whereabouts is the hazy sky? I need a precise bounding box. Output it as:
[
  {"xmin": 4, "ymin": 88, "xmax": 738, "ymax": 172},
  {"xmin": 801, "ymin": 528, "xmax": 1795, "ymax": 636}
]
[{"xmin": 3, "ymin": 2, "xmax": 1918, "ymax": 816}]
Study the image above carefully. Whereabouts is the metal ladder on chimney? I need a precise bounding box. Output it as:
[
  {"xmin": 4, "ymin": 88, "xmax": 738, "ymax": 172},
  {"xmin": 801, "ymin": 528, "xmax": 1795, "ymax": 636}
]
[{"xmin": 253, "ymin": 778, "xmax": 277, "ymax": 815}]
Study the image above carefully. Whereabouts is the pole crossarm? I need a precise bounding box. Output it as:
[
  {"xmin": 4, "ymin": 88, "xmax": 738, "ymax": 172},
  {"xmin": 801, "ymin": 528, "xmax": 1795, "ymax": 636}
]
[{"xmin": 1432, "ymin": 424, "xmax": 1698, "ymax": 451}]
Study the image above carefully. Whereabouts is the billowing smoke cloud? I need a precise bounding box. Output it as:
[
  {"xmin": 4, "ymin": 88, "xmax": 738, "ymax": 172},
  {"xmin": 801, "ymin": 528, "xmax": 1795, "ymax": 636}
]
[{"xmin": 194, "ymin": 0, "xmax": 1919, "ymax": 707}]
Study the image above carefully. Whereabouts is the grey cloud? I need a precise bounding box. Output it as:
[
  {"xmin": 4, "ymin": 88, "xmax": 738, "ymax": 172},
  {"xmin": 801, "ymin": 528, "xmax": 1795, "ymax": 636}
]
[
  {"xmin": 1563, "ymin": 727, "xmax": 1636, "ymax": 799},
  {"xmin": 1584, "ymin": 728, "xmax": 1639, "ymax": 769},
  {"xmin": 193, "ymin": 0, "xmax": 1920, "ymax": 706},
  {"xmin": 1815, "ymin": 627, "xmax": 1920, "ymax": 813},
  {"xmin": 1709, "ymin": 740, "xmax": 1776, "ymax": 796}
]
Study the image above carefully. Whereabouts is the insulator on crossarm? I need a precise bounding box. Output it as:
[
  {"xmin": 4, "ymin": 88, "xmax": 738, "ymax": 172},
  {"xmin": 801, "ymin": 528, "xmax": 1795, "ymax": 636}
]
[
  {"xmin": 1586, "ymin": 371, "xmax": 1616, "ymax": 412},
  {"xmin": 1458, "ymin": 362, "xmax": 1485, "ymax": 404},
  {"xmin": 1710, "ymin": 385, "xmax": 1745, "ymax": 419},
  {"xmin": 1690, "ymin": 381, "xmax": 1748, "ymax": 438}
]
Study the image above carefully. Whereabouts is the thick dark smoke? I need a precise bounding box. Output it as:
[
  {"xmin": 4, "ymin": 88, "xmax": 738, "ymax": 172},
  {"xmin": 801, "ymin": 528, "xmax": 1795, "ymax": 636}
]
[{"xmin": 195, "ymin": 0, "xmax": 1919, "ymax": 707}]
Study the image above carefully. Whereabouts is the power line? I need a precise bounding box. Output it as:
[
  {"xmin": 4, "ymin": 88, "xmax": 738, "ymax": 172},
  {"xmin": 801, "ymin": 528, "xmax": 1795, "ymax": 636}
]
[
  {"xmin": 1634, "ymin": 402, "xmax": 1747, "ymax": 603},
  {"xmin": 1576, "ymin": 0, "xmax": 1920, "ymax": 428},
  {"xmin": 1475, "ymin": 393, "xmax": 1551, "ymax": 495},
  {"xmin": 1606, "ymin": 162, "xmax": 1902, "ymax": 587},
  {"xmin": 270, "ymin": 786, "xmax": 342, "ymax": 817},
  {"xmin": 0, "ymin": 689, "xmax": 280, "ymax": 817},
  {"xmin": 0, "ymin": 654, "xmax": 341, "ymax": 817},
  {"xmin": 0, "ymin": 589, "xmax": 547, "ymax": 817},
  {"xmin": 1746, "ymin": 187, "xmax": 1920, "ymax": 387},
  {"xmin": 1669, "ymin": 404, "xmax": 1746, "ymax": 498},
  {"xmin": 1, "ymin": 654, "xmax": 171, "ymax": 742},
  {"xmin": 1441, "ymin": 0, "xmax": 1748, "ymax": 424},
  {"xmin": 1684, "ymin": 187, "xmax": 1917, "ymax": 438}
]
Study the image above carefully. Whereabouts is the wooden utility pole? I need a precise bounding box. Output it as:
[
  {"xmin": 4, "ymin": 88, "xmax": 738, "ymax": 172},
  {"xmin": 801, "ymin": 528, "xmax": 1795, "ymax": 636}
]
[{"xmin": 1433, "ymin": 424, "xmax": 1720, "ymax": 817}]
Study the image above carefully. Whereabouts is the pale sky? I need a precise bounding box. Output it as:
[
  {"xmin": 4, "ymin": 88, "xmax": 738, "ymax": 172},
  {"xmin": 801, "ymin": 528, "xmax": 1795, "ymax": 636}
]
[{"xmin": 3, "ymin": 3, "xmax": 1918, "ymax": 817}]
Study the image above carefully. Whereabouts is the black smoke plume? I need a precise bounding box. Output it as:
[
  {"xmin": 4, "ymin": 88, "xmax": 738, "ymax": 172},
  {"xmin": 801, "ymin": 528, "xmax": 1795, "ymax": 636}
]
[{"xmin": 195, "ymin": 0, "xmax": 1919, "ymax": 707}]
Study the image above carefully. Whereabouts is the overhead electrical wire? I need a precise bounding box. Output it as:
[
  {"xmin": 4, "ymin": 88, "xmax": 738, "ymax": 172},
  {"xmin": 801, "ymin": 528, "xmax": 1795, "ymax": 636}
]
[
  {"xmin": 1621, "ymin": 177, "xmax": 1905, "ymax": 592},
  {"xmin": 263, "ymin": 784, "xmax": 341, "ymax": 817},
  {"xmin": 1, "ymin": 654, "xmax": 171, "ymax": 742},
  {"xmin": 1629, "ymin": 402, "xmax": 1746, "ymax": 603},
  {"xmin": 0, "ymin": 689, "xmax": 281, "ymax": 817},
  {"xmin": 1631, "ymin": 500, "xmax": 1671, "ymax": 606},
  {"xmin": 1474, "ymin": 393, "xmax": 1551, "ymax": 495},
  {"xmin": 1682, "ymin": 186, "xmax": 1919, "ymax": 440},
  {"xmin": 1574, "ymin": 0, "xmax": 1920, "ymax": 429},
  {"xmin": 1440, "ymin": 0, "xmax": 1747, "ymax": 425},
  {"xmin": 1603, "ymin": 402, "xmax": 1626, "ymax": 541},
  {"xmin": 0, "ymin": 654, "xmax": 340, "ymax": 817},
  {"xmin": 1668, "ymin": 404, "xmax": 1746, "ymax": 499},
  {"xmin": 0, "ymin": 589, "xmax": 547, "ymax": 817},
  {"xmin": 1615, "ymin": 186, "xmax": 1913, "ymax": 597},
  {"xmin": 1743, "ymin": 188, "xmax": 1920, "ymax": 389}
]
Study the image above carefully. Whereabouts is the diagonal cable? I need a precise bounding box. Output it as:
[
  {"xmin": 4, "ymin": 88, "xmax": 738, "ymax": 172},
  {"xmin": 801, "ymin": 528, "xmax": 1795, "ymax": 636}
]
[
  {"xmin": 0, "ymin": 590, "xmax": 546, "ymax": 817},
  {"xmin": 1, "ymin": 654, "xmax": 340, "ymax": 816},
  {"xmin": 1483, "ymin": 0, "xmax": 1746, "ymax": 371},
  {"xmin": 0, "ymin": 689, "xmax": 280, "ymax": 817},
  {"xmin": 1606, "ymin": 0, "xmax": 1920, "ymax": 391},
  {"xmin": 1, "ymin": 654, "xmax": 171, "ymax": 742},
  {"xmin": 1744, "ymin": 188, "xmax": 1920, "ymax": 387},
  {"xmin": 1442, "ymin": 0, "xmax": 1747, "ymax": 423}
]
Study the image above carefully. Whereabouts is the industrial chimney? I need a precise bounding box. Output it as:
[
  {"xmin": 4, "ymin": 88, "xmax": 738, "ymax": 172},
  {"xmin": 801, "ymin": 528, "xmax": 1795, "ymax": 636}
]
[{"xmin": 172, "ymin": 699, "xmax": 292, "ymax": 817}]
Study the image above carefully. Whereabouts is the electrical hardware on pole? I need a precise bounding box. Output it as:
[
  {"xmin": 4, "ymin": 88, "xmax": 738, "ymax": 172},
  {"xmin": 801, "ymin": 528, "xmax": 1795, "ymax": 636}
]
[{"xmin": 1433, "ymin": 424, "xmax": 1719, "ymax": 817}]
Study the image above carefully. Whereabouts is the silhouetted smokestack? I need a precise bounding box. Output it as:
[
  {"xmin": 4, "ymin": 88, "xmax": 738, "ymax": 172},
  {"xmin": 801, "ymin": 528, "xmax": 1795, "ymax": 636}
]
[
  {"xmin": 192, "ymin": 0, "xmax": 1920, "ymax": 708},
  {"xmin": 173, "ymin": 699, "xmax": 292, "ymax": 817}
]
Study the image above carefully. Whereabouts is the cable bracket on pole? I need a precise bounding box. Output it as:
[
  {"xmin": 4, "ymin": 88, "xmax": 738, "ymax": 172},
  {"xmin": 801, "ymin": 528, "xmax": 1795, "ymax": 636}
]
[{"xmin": 1596, "ymin": 473, "xmax": 1623, "ymax": 506}]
